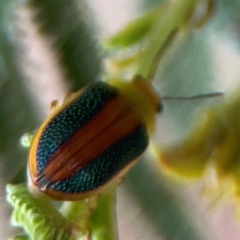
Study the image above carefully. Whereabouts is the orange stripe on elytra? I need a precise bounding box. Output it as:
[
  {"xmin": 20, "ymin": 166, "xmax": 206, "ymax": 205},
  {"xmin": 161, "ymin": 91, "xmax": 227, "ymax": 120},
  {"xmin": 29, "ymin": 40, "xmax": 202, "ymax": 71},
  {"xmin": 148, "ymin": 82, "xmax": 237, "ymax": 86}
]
[{"xmin": 41, "ymin": 93, "xmax": 143, "ymax": 183}]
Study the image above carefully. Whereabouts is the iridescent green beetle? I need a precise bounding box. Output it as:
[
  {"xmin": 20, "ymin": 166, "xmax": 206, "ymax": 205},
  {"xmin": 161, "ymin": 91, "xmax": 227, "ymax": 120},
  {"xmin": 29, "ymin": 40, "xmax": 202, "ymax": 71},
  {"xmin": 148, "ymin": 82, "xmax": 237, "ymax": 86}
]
[{"xmin": 28, "ymin": 76, "xmax": 160, "ymax": 201}]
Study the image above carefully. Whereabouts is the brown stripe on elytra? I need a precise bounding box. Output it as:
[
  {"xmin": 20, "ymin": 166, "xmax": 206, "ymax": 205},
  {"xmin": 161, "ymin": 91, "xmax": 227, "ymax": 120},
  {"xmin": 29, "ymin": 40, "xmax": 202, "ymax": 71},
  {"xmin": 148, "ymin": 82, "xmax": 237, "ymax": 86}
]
[{"xmin": 40, "ymin": 93, "xmax": 143, "ymax": 183}]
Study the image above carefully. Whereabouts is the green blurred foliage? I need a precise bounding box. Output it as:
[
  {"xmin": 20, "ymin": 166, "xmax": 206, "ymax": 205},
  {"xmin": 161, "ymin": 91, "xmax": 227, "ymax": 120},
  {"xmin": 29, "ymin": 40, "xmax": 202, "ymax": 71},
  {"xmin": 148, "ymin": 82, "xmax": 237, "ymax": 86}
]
[
  {"xmin": 0, "ymin": 0, "xmax": 38, "ymax": 183},
  {"xmin": 124, "ymin": 159, "xmax": 210, "ymax": 240},
  {"xmin": 29, "ymin": 0, "xmax": 101, "ymax": 91}
]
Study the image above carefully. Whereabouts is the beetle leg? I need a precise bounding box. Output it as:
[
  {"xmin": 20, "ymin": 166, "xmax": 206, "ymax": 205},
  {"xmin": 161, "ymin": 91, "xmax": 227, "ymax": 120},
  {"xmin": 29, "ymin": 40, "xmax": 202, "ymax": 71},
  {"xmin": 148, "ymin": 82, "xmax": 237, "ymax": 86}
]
[
  {"xmin": 20, "ymin": 132, "xmax": 35, "ymax": 148},
  {"xmin": 60, "ymin": 196, "xmax": 99, "ymax": 222},
  {"xmin": 70, "ymin": 223, "xmax": 89, "ymax": 240},
  {"xmin": 116, "ymin": 175, "xmax": 126, "ymax": 186},
  {"xmin": 59, "ymin": 200, "xmax": 94, "ymax": 238},
  {"xmin": 87, "ymin": 195, "xmax": 99, "ymax": 213},
  {"xmin": 50, "ymin": 100, "xmax": 59, "ymax": 112},
  {"xmin": 50, "ymin": 92, "xmax": 76, "ymax": 112}
]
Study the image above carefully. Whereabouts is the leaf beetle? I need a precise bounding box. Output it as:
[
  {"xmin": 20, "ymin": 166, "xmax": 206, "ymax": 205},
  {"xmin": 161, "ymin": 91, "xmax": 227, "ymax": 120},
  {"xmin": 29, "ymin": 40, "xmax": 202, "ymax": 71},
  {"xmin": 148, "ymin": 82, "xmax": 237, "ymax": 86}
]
[
  {"xmin": 26, "ymin": 0, "xmax": 215, "ymax": 203},
  {"xmin": 28, "ymin": 75, "xmax": 161, "ymax": 201}
]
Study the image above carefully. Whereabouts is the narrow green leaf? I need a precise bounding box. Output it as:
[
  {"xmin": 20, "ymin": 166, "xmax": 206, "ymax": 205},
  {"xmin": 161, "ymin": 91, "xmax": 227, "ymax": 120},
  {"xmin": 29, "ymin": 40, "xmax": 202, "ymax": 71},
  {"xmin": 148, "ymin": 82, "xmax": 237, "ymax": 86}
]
[
  {"xmin": 0, "ymin": 0, "xmax": 39, "ymax": 183},
  {"xmin": 28, "ymin": 0, "xmax": 102, "ymax": 90},
  {"xmin": 104, "ymin": 6, "xmax": 164, "ymax": 49}
]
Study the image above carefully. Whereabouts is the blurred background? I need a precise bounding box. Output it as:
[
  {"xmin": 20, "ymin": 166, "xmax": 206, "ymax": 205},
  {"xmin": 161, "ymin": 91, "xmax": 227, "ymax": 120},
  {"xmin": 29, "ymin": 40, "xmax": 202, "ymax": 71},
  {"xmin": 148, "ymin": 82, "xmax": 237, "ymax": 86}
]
[{"xmin": 1, "ymin": 0, "xmax": 240, "ymax": 239}]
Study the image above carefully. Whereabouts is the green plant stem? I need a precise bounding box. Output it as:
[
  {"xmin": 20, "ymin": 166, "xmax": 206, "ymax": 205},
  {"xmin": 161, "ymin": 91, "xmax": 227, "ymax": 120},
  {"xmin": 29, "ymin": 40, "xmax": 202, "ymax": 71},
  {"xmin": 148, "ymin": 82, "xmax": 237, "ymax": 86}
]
[{"xmin": 89, "ymin": 190, "xmax": 118, "ymax": 240}]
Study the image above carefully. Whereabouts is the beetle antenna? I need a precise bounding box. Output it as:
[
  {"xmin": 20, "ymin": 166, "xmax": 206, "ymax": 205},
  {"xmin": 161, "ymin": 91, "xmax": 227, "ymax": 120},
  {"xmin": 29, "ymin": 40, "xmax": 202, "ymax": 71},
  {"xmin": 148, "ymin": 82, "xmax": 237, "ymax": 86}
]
[
  {"xmin": 161, "ymin": 92, "xmax": 223, "ymax": 101},
  {"xmin": 147, "ymin": 28, "xmax": 179, "ymax": 82}
]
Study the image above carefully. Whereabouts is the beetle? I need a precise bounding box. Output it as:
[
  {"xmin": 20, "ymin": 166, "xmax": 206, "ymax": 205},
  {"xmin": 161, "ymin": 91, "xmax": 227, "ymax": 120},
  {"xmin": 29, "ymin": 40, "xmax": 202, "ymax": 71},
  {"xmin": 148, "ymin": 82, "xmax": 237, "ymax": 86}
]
[
  {"xmin": 27, "ymin": 0, "xmax": 215, "ymax": 202},
  {"xmin": 28, "ymin": 76, "xmax": 161, "ymax": 201}
]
